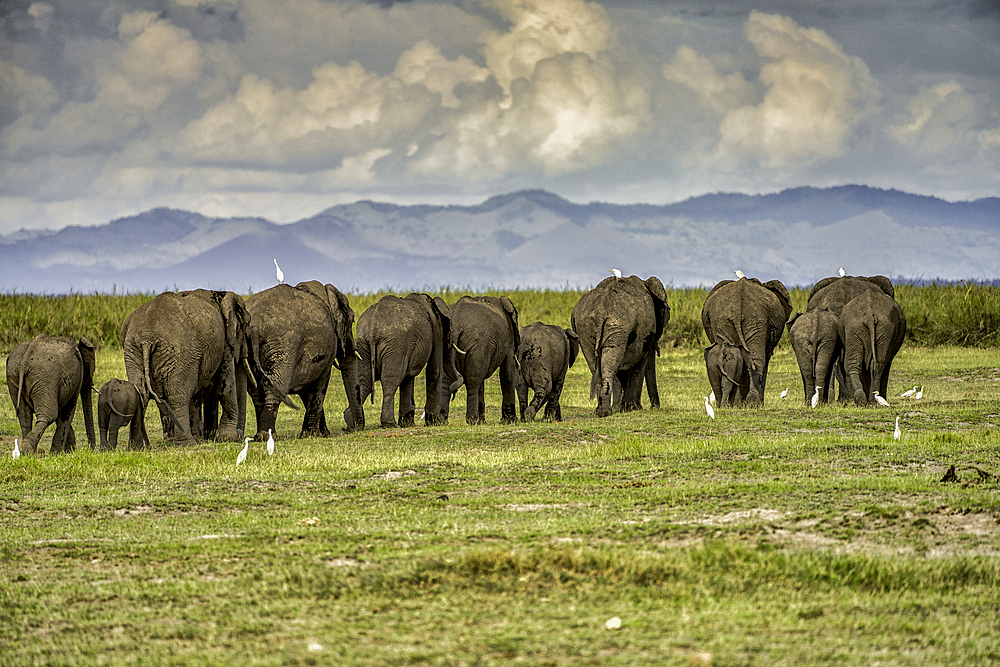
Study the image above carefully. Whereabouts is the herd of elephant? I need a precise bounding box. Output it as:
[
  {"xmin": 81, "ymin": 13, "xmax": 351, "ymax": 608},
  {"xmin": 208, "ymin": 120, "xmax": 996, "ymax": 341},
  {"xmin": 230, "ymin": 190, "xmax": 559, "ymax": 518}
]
[{"xmin": 5, "ymin": 272, "xmax": 905, "ymax": 455}]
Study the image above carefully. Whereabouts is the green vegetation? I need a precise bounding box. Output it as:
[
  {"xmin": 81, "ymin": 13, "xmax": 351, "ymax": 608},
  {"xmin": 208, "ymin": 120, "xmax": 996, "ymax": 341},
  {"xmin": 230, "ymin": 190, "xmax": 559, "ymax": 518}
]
[
  {"xmin": 2, "ymin": 325, "xmax": 999, "ymax": 664},
  {"xmin": 2, "ymin": 281, "xmax": 997, "ymax": 353}
]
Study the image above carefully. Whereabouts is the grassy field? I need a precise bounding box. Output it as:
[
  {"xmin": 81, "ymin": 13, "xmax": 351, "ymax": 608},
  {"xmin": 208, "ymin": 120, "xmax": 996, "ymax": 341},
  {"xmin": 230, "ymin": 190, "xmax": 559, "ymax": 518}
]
[{"xmin": 2, "ymin": 309, "xmax": 999, "ymax": 666}]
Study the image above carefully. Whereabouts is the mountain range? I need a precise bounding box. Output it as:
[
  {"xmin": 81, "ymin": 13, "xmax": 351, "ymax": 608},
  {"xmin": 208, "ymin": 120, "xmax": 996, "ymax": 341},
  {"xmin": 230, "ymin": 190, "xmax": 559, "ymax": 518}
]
[{"xmin": 2, "ymin": 185, "xmax": 998, "ymax": 294}]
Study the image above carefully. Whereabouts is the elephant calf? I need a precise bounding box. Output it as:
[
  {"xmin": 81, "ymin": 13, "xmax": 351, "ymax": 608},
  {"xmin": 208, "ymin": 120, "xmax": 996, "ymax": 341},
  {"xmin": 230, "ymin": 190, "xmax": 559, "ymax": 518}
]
[
  {"xmin": 515, "ymin": 322, "xmax": 580, "ymax": 422},
  {"xmin": 98, "ymin": 378, "xmax": 149, "ymax": 450},
  {"xmin": 704, "ymin": 341, "xmax": 749, "ymax": 407},
  {"xmin": 787, "ymin": 309, "xmax": 842, "ymax": 406}
]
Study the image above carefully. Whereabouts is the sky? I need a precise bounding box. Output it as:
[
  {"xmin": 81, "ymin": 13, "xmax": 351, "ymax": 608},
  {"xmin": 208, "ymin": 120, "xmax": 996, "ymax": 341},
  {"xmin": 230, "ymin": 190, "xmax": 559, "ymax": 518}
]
[{"xmin": 1, "ymin": 0, "xmax": 999, "ymax": 234}]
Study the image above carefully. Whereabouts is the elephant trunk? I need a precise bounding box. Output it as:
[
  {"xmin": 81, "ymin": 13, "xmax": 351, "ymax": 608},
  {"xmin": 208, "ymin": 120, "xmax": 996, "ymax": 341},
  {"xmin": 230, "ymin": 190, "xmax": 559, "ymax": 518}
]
[{"xmin": 338, "ymin": 352, "xmax": 363, "ymax": 432}]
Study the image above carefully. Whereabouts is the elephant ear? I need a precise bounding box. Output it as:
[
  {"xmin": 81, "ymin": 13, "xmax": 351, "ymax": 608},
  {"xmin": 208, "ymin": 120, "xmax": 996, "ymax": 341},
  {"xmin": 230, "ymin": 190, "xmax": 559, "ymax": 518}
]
[
  {"xmin": 786, "ymin": 311, "xmax": 802, "ymax": 335},
  {"xmin": 498, "ymin": 295, "xmax": 520, "ymax": 349},
  {"xmin": 863, "ymin": 275, "xmax": 895, "ymax": 299},
  {"xmin": 643, "ymin": 276, "xmax": 670, "ymax": 338},
  {"xmin": 78, "ymin": 337, "xmax": 96, "ymax": 391},
  {"xmin": 218, "ymin": 292, "xmax": 247, "ymax": 352},
  {"xmin": 762, "ymin": 279, "xmax": 793, "ymax": 320},
  {"xmin": 564, "ymin": 328, "xmax": 580, "ymax": 368}
]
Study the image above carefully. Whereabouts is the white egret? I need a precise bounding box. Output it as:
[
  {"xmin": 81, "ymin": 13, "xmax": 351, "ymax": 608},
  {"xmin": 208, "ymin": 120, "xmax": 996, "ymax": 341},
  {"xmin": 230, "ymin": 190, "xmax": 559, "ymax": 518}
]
[
  {"xmin": 873, "ymin": 391, "xmax": 890, "ymax": 407},
  {"xmin": 709, "ymin": 390, "xmax": 716, "ymax": 405},
  {"xmin": 893, "ymin": 416, "xmax": 901, "ymax": 441},
  {"xmin": 811, "ymin": 386, "xmax": 820, "ymax": 408},
  {"xmin": 900, "ymin": 386, "xmax": 917, "ymax": 398},
  {"xmin": 914, "ymin": 386, "xmax": 923, "ymax": 400},
  {"xmin": 610, "ymin": 268, "xmax": 622, "ymax": 279},
  {"xmin": 267, "ymin": 429, "xmax": 275, "ymax": 456},
  {"xmin": 236, "ymin": 437, "xmax": 249, "ymax": 466},
  {"xmin": 12, "ymin": 438, "xmax": 20, "ymax": 460},
  {"xmin": 704, "ymin": 396, "xmax": 715, "ymax": 420},
  {"xmin": 780, "ymin": 388, "xmax": 788, "ymax": 399},
  {"xmin": 839, "ymin": 267, "xmax": 846, "ymax": 277},
  {"xmin": 734, "ymin": 270, "xmax": 745, "ymax": 279},
  {"xmin": 274, "ymin": 258, "xmax": 284, "ymax": 284}
]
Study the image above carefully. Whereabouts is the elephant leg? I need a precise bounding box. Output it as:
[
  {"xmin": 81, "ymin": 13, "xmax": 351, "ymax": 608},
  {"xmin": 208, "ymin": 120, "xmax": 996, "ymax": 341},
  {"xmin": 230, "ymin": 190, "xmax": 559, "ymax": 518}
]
[
  {"xmin": 302, "ymin": 366, "xmax": 333, "ymax": 438},
  {"xmin": 50, "ymin": 396, "xmax": 79, "ymax": 454},
  {"xmin": 498, "ymin": 360, "xmax": 517, "ymax": 424},
  {"xmin": 596, "ymin": 346, "xmax": 625, "ymax": 417},
  {"xmin": 106, "ymin": 414, "xmax": 127, "ymax": 451},
  {"xmin": 477, "ymin": 382, "xmax": 487, "ymax": 423},
  {"xmin": 524, "ymin": 373, "xmax": 550, "ymax": 422},
  {"xmin": 620, "ymin": 363, "xmax": 645, "ymax": 413},
  {"xmin": 544, "ymin": 377, "xmax": 565, "ymax": 422},
  {"xmin": 644, "ymin": 351, "xmax": 660, "ymax": 408},
  {"xmin": 379, "ymin": 377, "xmax": 400, "ymax": 429},
  {"xmin": 464, "ymin": 378, "xmax": 484, "ymax": 425},
  {"xmin": 398, "ymin": 376, "xmax": 416, "ymax": 427}
]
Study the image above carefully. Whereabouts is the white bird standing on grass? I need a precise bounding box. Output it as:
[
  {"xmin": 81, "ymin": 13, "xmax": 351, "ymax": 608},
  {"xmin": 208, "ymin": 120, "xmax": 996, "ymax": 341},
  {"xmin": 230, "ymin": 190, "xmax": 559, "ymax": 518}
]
[
  {"xmin": 704, "ymin": 396, "xmax": 715, "ymax": 420},
  {"xmin": 839, "ymin": 267, "xmax": 846, "ymax": 277},
  {"xmin": 12, "ymin": 438, "xmax": 20, "ymax": 460},
  {"xmin": 893, "ymin": 416, "xmax": 901, "ymax": 441},
  {"xmin": 874, "ymin": 391, "xmax": 890, "ymax": 407},
  {"xmin": 900, "ymin": 386, "xmax": 917, "ymax": 398},
  {"xmin": 780, "ymin": 388, "xmax": 788, "ymax": 399},
  {"xmin": 267, "ymin": 429, "xmax": 275, "ymax": 456},
  {"xmin": 237, "ymin": 437, "xmax": 249, "ymax": 466},
  {"xmin": 274, "ymin": 258, "xmax": 284, "ymax": 284},
  {"xmin": 610, "ymin": 268, "xmax": 622, "ymax": 280},
  {"xmin": 709, "ymin": 390, "xmax": 716, "ymax": 405},
  {"xmin": 811, "ymin": 387, "xmax": 820, "ymax": 408},
  {"xmin": 915, "ymin": 386, "xmax": 923, "ymax": 400}
]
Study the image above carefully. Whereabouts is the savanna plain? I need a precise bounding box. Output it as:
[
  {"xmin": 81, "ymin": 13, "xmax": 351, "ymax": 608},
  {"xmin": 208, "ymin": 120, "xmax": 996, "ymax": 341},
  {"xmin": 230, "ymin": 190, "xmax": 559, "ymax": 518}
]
[{"xmin": 1, "ymin": 284, "xmax": 999, "ymax": 666}]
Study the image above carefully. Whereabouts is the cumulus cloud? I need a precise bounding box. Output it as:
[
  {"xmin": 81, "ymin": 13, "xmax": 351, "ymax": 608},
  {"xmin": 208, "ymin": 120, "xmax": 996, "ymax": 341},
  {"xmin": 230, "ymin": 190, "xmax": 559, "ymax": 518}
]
[
  {"xmin": 713, "ymin": 12, "xmax": 880, "ymax": 169},
  {"xmin": 889, "ymin": 81, "xmax": 976, "ymax": 153}
]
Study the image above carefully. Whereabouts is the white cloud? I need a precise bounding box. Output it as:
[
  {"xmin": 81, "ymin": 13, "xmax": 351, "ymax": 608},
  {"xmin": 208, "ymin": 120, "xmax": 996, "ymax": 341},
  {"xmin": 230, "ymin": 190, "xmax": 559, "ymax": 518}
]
[
  {"xmin": 889, "ymin": 81, "xmax": 976, "ymax": 153},
  {"xmin": 714, "ymin": 11, "xmax": 880, "ymax": 169}
]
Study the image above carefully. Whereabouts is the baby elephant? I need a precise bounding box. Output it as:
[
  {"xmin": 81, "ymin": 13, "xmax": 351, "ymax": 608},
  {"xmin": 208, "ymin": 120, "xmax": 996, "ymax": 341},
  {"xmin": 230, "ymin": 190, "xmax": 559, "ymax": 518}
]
[
  {"xmin": 97, "ymin": 378, "xmax": 149, "ymax": 450},
  {"xmin": 515, "ymin": 322, "xmax": 580, "ymax": 422},
  {"xmin": 704, "ymin": 341, "xmax": 750, "ymax": 407}
]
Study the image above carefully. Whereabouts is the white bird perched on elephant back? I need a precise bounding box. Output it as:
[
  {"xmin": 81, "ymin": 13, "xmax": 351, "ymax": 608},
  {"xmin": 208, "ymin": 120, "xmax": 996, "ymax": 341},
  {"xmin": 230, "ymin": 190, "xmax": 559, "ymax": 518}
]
[
  {"xmin": 839, "ymin": 267, "xmax": 846, "ymax": 277},
  {"xmin": 734, "ymin": 270, "xmax": 745, "ymax": 279},
  {"xmin": 274, "ymin": 259, "xmax": 284, "ymax": 284},
  {"xmin": 610, "ymin": 268, "xmax": 622, "ymax": 279}
]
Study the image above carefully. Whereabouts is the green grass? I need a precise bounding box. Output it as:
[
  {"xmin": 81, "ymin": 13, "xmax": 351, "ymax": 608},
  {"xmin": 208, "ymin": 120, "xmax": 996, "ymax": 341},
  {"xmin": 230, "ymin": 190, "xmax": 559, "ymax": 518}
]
[{"xmin": 2, "ymin": 337, "xmax": 999, "ymax": 665}]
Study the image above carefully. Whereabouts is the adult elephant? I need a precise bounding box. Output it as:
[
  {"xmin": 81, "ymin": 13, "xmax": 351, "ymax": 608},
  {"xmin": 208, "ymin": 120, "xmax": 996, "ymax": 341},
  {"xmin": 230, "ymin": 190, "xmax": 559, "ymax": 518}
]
[
  {"xmin": 121, "ymin": 289, "xmax": 254, "ymax": 446},
  {"xmin": 807, "ymin": 274, "xmax": 895, "ymax": 400},
  {"xmin": 247, "ymin": 280, "xmax": 363, "ymax": 440},
  {"xmin": 839, "ymin": 290, "xmax": 906, "ymax": 405},
  {"xmin": 6, "ymin": 335, "xmax": 96, "ymax": 454},
  {"xmin": 571, "ymin": 275, "xmax": 670, "ymax": 418},
  {"xmin": 701, "ymin": 276, "xmax": 792, "ymax": 406},
  {"xmin": 439, "ymin": 295, "xmax": 520, "ymax": 425},
  {"xmin": 355, "ymin": 292, "xmax": 461, "ymax": 429},
  {"xmin": 787, "ymin": 309, "xmax": 842, "ymax": 406}
]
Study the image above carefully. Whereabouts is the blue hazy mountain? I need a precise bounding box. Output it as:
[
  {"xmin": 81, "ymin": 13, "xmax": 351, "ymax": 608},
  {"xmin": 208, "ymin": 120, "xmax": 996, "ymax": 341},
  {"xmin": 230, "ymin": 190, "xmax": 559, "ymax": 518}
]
[{"xmin": 2, "ymin": 186, "xmax": 997, "ymax": 294}]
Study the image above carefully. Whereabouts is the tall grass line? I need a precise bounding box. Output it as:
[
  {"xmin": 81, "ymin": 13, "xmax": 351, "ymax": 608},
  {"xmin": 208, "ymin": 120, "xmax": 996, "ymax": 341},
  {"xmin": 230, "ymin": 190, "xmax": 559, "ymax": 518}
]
[{"xmin": 1, "ymin": 282, "xmax": 996, "ymax": 353}]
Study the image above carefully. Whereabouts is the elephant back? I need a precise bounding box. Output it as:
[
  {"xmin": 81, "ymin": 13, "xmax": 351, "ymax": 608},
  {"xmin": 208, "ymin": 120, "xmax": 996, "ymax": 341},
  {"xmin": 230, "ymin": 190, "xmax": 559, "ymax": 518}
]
[{"xmin": 807, "ymin": 276, "xmax": 895, "ymax": 315}]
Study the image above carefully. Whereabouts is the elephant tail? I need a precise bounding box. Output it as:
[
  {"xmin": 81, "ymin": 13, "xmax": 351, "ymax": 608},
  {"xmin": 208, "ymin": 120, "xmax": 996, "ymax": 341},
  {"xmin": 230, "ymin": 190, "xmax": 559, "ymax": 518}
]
[
  {"xmin": 734, "ymin": 323, "xmax": 757, "ymax": 373},
  {"xmin": 141, "ymin": 342, "xmax": 185, "ymax": 433},
  {"xmin": 590, "ymin": 320, "xmax": 606, "ymax": 400},
  {"xmin": 15, "ymin": 335, "xmax": 42, "ymax": 410},
  {"xmin": 869, "ymin": 308, "xmax": 880, "ymax": 371},
  {"xmin": 108, "ymin": 402, "xmax": 135, "ymax": 419}
]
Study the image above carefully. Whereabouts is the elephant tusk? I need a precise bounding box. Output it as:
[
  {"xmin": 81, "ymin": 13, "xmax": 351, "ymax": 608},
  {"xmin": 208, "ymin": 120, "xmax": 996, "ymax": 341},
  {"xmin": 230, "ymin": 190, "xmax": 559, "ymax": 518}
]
[
  {"xmin": 243, "ymin": 358, "xmax": 258, "ymax": 389},
  {"xmin": 453, "ymin": 343, "xmax": 467, "ymax": 355},
  {"xmin": 355, "ymin": 350, "xmax": 362, "ymax": 360}
]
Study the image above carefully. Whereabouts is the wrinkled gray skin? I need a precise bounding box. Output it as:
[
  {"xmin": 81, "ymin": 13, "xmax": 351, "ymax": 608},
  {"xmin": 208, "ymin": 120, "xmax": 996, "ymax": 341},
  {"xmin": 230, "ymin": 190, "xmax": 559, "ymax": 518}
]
[
  {"xmin": 515, "ymin": 322, "xmax": 580, "ymax": 422},
  {"xmin": 704, "ymin": 341, "xmax": 749, "ymax": 407},
  {"xmin": 807, "ymin": 275, "xmax": 894, "ymax": 400},
  {"xmin": 248, "ymin": 281, "xmax": 362, "ymax": 440},
  {"xmin": 839, "ymin": 290, "xmax": 907, "ymax": 406},
  {"xmin": 787, "ymin": 309, "xmax": 842, "ymax": 406},
  {"xmin": 572, "ymin": 275, "xmax": 670, "ymax": 417},
  {"xmin": 701, "ymin": 277, "xmax": 793, "ymax": 406},
  {"xmin": 355, "ymin": 293, "xmax": 461, "ymax": 428},
  {"xmin": 121, "ymin": 289, "xmax": 253, "ymax": 446},
  {"xmin": 98, "ymin": 378, "xmax": 149, "ymax": 451},
  {"xmin": 439, "ymin": 295, "xmax": 520, "ymax": 425},
  {"xmin": 6, "ymin": 335, "xmax": 96, "ymax": 454}
]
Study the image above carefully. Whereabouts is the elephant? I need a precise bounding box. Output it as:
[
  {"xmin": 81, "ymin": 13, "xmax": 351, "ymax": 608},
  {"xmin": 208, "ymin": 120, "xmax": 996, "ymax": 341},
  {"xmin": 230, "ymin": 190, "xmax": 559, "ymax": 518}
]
[
  {"xmin": 355, "ymin": 292, "xmax": 461, "ymax": 429},
  {"xmin": 121, "ymin": 289, "xmax": 255, "ymax": 446},
  {"xmin": 515, "ymin": 322, "xmax": 580, "ymax": 422},
  {"xmin": 807, "ymin": 275, "xmax": 895, "ymax": 400},
  {"xmin": 786, "ymin": 309, "xmax": 842, "ymax": 406},
  {"xmin": 701, "ymin": 276, "xmax": 792, "ymax": 406},
  {"xmin": 6, "ymin": 335, "xmax": 96, "ymax": 454},
  {"xmin": 839, "ymin": 290, "xmax": 907, "ymax": 406},
  {"xmin": 439, "ymin": 295, "xmax": 520, "ymax": 425},
  {"xmin": 704, "ymin": 341, "xmax": 749, "ymax": 407},
  {"xmin": 571, "ymin": 274, "xmax": 670, "ymax": 417},
  {"xmin": 97, "ymin": 378, "xmax": 149, "ymax": 450},
  {"xmin": 247, "ymin": 280, "xmax": 363, "ymax": 440}
]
